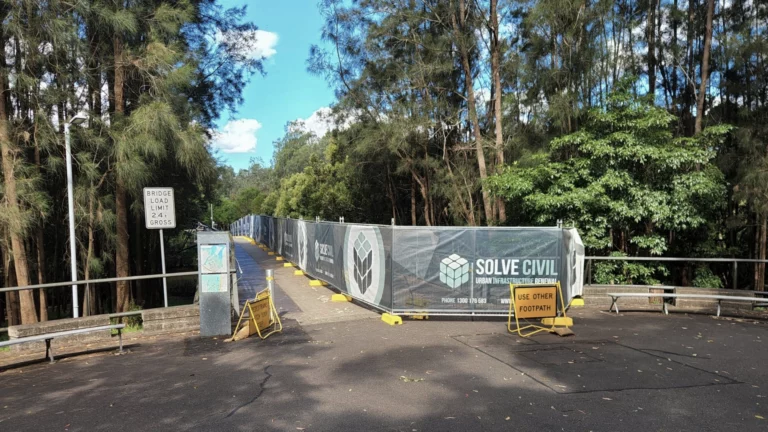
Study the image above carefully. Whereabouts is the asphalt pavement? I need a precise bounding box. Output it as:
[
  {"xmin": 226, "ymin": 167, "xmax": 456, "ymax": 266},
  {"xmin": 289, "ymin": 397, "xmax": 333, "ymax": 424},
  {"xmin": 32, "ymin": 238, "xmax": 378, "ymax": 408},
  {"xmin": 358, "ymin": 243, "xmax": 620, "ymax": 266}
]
[{"xmin": 1, "ymin": 241, "xmax": 767, "ymax": 431}]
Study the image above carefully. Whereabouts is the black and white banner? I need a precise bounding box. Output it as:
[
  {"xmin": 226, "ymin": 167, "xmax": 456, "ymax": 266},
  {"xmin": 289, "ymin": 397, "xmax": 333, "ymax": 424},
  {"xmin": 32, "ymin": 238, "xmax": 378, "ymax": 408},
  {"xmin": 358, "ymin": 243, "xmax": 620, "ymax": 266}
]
[{"xmin": 239, "ymin": 216, "xmax": 583, "ymax": 314}]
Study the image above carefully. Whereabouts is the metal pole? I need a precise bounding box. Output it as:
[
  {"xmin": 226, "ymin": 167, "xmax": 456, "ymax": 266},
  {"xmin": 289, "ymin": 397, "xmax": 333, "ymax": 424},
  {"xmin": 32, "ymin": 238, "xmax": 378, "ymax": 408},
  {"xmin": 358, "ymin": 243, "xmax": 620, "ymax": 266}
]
[
  {"xmin": 64, "ymin": 122, "xmax": 79, "ymax": 318},
  {"xmin": 266, "ymin": 269, "xmax": 274, "ymax": 321},
  {"xmin": 733, "ymin": 261, "xmax": 738, "ymax": 290},
  {"xmin": 160, "ymin": 229, "xmax": 168, "ymax": 307}
]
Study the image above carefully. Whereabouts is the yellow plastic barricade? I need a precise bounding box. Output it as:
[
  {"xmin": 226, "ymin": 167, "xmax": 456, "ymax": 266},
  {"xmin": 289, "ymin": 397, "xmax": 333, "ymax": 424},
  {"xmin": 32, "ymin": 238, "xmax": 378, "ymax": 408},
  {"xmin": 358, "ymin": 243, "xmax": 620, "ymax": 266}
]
[{"xmin": 230, "ymin": 288, "xmax": 283, "ymax": 341}]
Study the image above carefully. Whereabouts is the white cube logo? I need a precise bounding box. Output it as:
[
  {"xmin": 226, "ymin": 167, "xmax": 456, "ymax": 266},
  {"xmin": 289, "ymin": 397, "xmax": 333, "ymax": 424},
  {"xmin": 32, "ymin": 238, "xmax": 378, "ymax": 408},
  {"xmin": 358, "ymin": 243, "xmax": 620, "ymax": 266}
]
[
  {"xmin": 440, "ymin": 254, "xmax": 469, "ymax": 289},
  {"xmin": 353, "ymin": 232, "xmax": 373, "ymax": 294}
]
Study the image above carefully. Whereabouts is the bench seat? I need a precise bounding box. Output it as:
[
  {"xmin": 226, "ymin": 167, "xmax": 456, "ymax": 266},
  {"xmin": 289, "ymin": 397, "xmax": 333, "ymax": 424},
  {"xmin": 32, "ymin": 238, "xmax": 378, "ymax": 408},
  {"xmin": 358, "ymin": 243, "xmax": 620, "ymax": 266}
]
[
  {"xmin": 607, "ymin": 293, "xmax": 764, "ymax": 317},
  {"xmin": 0, "ymin": 324, "xmax": 125, "ymax": 363}
]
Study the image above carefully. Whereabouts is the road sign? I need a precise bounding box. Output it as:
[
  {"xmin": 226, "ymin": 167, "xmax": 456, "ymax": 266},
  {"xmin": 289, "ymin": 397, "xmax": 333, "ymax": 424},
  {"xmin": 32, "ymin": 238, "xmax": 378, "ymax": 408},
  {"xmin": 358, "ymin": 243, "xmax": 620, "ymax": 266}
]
[
  {"xmin": 143, "ymin": 187, "xmax": 176, "ymax": 229},
  {"xmin": 513, "ymin": 285, "xmax": 557, "ymax": 319}
]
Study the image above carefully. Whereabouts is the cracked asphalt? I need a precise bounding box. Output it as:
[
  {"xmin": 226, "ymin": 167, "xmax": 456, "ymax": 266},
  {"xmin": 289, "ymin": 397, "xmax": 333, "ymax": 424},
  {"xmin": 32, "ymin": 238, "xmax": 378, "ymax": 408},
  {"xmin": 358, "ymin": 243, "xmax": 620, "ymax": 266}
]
[{"xmin": 1, "ymin": 308, "xmax": 767, "ymax": 431}]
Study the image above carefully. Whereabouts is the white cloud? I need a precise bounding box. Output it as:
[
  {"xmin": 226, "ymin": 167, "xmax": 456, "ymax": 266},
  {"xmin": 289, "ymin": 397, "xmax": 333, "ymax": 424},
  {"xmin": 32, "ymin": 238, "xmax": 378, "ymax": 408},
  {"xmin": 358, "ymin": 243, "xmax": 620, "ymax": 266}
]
[
  {"xmin": 290, "ymin": 107, "xmax": 336, "ymax": 138},
  {"xmin": 210, "ymin": 119, "xmax": 262, "ymax": 153},
  {"xmin": 248, "ymin": 30, "xmax": 278, "ymax": 59},
  {"xmin": 217, "ymin": 29, "xmax": 279, "ymax": 60},
  {"xmin": 289, "ymin": 107, "xmax": 361, "ymax": 139}
]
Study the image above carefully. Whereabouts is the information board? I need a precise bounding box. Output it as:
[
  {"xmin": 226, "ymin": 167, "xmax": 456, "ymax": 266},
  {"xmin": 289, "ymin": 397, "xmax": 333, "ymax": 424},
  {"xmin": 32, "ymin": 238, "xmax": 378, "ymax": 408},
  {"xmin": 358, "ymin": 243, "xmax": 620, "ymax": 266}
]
[
  {"xmin": 513, "ymin": 285, "xmax": 557, "ymax": 318},
  {"xmin": 143, "ymin": 187, "xmax": 176, "ymax": 229},
  {"xmin": 248, "ymin": 297, "xmax": 272, "ymax": 332}
]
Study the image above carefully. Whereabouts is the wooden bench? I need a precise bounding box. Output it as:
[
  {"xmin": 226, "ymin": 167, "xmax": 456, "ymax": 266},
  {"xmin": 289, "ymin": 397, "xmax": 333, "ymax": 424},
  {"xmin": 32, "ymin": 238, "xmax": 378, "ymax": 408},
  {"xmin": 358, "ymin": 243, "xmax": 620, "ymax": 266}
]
[
  {"xmin": 607, "ymin": 293, "xmax": 765, "ymax": 317},
  {"xmin": 0, "ymin": 324, "xmax": 125, "ymax": 363}
]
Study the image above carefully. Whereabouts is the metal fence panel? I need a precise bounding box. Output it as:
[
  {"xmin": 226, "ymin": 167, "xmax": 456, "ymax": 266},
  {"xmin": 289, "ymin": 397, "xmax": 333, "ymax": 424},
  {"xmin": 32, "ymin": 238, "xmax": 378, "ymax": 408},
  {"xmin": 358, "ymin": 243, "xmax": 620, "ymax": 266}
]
[{"xmin": 238, "ymin": 216, "xmax": 578, "ymax": 315}]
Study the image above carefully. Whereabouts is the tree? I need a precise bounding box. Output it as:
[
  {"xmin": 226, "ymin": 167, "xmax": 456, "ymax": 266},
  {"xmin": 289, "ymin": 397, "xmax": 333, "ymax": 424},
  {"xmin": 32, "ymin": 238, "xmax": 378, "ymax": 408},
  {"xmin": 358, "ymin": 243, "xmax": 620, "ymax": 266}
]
[
  {"xmin": 694, "ymin": 0, "xmax": 715, "ymax": 134},
  {"xmin": 487, "ymin": 82, "xmax": 729, "ymax": 284}
]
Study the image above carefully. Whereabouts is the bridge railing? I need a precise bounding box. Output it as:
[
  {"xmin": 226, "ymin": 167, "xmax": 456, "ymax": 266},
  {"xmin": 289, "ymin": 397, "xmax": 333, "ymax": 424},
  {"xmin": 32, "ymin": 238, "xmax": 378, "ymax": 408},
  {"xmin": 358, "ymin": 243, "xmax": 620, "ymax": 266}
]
[
  {"xmin": 0, "ymin": 271, "xmax": 200, "ymax": 334},
  {"xmin": 585, "ymin": 256, "xmax": 768, "ymax": 291}
]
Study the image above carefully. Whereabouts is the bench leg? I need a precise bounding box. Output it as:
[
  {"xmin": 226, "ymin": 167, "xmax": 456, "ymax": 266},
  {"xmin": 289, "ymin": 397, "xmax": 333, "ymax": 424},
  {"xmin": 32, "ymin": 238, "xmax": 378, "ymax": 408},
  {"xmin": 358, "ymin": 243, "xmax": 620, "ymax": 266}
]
[
  {"xmin": 118, "ymin": 329, "xmax": 123, "ymax": 353},
  {"xmin": 717, "ymin": 301, "xmax": 721, "ymax": 317},
  {"xmin": 610, "ymin": 297, "xmax": 619, "ymax": 314},
  {"xmin": 663, "ymin": 302, "xmax": 668, "ymax": 315},
  {"xmin": 45, "ymin": 339, "xmax": 54, "ymax": 363}
]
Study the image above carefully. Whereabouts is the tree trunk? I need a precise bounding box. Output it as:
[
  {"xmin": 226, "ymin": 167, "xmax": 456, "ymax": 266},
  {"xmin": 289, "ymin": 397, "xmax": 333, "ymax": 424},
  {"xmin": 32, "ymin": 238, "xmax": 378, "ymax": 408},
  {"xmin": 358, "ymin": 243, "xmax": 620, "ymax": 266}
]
[
  {"xmin": 452, "ymin": 0, "xmax": 494, "ymax": 225},
  {"xmin": 685, "ymin": 0, "xmax": 696, "ymax": 135},
  {"xmin": 0, "ymin": 83, "xmax": 37, "ymax": 324},
  {"xmin": 4, "ymin": 249, "xmax": 20, "ymax": 325},
  {"xmin": 489, "ymin": 0, "xmax": 506, "ymax": 223},
  {"xmin": 33, "ymin": 141, "xmax": 47, "ymax": 321},
  {"xmin": 694, "ymin": 0, "xmax": 715, "ymax": 134},
  {"xmin": 114, "ymin": 31, "xmax": 131, "ymax": 313},
  {"xmin": 134, "ymin": 212, "xmax": 144, "ymax": 306},
  {"xmin": 35, "ymin": 231, "xmax": 47, "ymax": 321},
  {"xmin": 84, "ymin": 184, "xmax": 96, "ymax": 316},
  {"xmin": 411, "ymin": 175, "xmax": 417, "ymax": 226},
  {"xmin": 647, "ymin": 0, "xmax": 657, "ymax": 97},
  {"xmin": 758, "ymin": 214, "xmax": 767, "ymax": 291}
]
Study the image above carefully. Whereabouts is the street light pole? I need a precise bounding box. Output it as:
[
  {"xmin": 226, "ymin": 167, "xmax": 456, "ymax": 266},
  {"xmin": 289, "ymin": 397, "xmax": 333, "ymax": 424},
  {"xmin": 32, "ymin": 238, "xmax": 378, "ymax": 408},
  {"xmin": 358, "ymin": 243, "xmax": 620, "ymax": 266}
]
[
  {"xmin": 64, "ymin": 122, "xmax": 79, "ymax": 318},
  {"xmin": 65, "ymin": 113, "xmax": 87, "ymax": 318}
]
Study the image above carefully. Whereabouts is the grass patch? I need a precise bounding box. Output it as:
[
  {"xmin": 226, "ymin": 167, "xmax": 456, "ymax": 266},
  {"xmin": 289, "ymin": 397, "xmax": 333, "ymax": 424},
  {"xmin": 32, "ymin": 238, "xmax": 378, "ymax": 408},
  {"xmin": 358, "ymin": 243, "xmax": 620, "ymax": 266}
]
[
  {"xmin": 112, "ymin": 323, "xmax": 142, "ymax": 336},
  {"xmin": 1, "ymin": 329, "xmax": 9, "ymax": 352}
]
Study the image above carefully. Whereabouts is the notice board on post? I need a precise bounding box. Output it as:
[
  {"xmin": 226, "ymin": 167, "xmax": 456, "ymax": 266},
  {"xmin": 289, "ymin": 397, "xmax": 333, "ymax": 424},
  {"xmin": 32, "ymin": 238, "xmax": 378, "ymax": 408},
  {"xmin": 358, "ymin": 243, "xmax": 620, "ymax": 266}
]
[{"xmin": 143, "ymin": 187, "xmax": 176, "ymax": 229}]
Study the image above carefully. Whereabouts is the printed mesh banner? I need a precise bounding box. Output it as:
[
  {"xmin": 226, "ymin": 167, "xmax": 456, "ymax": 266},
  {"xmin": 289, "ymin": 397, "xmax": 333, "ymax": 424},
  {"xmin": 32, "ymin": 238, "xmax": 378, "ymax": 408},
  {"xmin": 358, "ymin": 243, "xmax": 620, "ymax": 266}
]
[{"xmin": 234, "ymin": 216, "xmax": 583, "ymax": 314}]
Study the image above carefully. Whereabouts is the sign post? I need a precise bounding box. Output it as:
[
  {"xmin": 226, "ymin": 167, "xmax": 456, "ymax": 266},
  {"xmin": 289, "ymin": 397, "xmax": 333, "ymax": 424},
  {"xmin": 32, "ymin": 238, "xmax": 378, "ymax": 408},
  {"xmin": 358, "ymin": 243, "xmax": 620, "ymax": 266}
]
[{"xmin": 143, "ymin": 187, "xmax": 176, "ymax": 307}]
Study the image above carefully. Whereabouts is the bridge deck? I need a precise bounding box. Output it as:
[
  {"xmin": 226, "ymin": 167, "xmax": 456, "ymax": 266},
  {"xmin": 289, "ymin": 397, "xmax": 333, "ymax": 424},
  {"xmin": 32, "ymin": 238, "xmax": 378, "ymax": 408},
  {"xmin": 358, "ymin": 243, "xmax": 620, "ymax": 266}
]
[{"xmin": 233, "ymin": 238, "xmax": 378, "ymax": 325}]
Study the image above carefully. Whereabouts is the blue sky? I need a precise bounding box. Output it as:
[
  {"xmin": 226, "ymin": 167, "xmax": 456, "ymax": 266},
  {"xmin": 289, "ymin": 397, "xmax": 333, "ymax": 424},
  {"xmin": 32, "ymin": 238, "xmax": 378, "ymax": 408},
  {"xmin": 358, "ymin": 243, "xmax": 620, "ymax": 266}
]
[{"xmin": 212, "ymin": 1, "xmax": 335, "ymax": 171}]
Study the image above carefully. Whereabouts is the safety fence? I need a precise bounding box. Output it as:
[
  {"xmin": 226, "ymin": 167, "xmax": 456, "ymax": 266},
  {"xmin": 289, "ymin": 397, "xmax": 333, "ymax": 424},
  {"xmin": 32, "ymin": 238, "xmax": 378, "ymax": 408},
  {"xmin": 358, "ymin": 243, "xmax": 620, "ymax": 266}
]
[{"xmin": 231, "ymin": 216, "xmax": 585, "ymax": 316}]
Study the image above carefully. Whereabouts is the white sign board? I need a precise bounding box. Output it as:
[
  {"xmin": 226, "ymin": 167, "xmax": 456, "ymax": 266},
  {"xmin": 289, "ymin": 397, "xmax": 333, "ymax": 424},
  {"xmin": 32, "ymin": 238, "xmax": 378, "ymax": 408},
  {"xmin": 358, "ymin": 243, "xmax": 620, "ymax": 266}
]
[{"xmin": 143, "ymin": 187, "xmax": 176, "ymax": 229}]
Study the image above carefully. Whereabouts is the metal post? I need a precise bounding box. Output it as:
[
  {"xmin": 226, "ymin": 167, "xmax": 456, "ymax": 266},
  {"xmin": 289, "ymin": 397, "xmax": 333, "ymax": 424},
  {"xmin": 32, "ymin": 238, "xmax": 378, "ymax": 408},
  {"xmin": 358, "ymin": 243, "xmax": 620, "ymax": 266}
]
[
  {"xmin": 160, "ymin": 229, "xmax": 168, "ymax": 307},
  {"xmin": 733, "ymin": 261, "xmax": 738, "ymax": 290},
  {"xmin": 64, "ymin": 123, "xmax": 79, "ymax": 318},
  {"xmin": 266, "ymin": 269, "xmax": 274, "ymax": 321}
]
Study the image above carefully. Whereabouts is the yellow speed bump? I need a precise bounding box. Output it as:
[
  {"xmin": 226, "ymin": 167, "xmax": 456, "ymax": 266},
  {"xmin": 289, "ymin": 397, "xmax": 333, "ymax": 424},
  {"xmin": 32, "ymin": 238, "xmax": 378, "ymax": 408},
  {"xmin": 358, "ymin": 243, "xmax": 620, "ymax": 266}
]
[
  {"xmin": 381, "ymin": 313, "xmax": 403, "ymax": 326},
  {"xmin": 276, "ymin": 256, "xmax": 284, "ymax": 261},
  {"xmin": 283, "ymin": 263, "xmax": 295, "ymax": 268},
  {"xmin": 268, "ymin": 252, "xmax": 275, "ymax": 256},
  {"xmin": 294, "ymin": 270, "xmax": 304, "ymax": 276},
  {"xmin": 331, "ymin": 294, "xmax": 351, "ymax": 302},
  {"xmin": 410, "ymin": 314, "xmax": 429, "ymax": 320},
  {"xmin": 308, "ymin": 280, "xmax": 327, "ymax": 287}
]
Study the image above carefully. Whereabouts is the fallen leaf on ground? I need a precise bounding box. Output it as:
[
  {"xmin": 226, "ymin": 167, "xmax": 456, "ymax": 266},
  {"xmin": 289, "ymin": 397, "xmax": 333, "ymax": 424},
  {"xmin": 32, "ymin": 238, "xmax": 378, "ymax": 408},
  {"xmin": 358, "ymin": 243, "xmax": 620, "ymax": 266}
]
[{"xmin": 399, "ymin": 376, "xmax": 424, "ymax": 383}]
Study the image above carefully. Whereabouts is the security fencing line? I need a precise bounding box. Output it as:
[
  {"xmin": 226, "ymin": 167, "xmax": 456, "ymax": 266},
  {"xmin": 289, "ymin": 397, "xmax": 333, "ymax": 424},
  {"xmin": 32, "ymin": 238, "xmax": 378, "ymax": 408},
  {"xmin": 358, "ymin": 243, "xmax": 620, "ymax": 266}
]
[{"xmin": 232, "ymin": 214, "xmax": 582, "ymax": 316}]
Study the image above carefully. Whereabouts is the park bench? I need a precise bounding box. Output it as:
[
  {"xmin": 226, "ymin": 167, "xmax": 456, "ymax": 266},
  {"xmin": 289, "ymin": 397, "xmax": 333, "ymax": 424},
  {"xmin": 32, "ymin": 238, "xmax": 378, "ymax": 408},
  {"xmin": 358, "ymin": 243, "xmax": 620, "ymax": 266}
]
[
  {"xmin": 0, "ymin": 324, "xmax": 125, "ymax": 363},
  {"xmin": 607, "ymin": 293, "xmax": 767, "ymax": 317}
]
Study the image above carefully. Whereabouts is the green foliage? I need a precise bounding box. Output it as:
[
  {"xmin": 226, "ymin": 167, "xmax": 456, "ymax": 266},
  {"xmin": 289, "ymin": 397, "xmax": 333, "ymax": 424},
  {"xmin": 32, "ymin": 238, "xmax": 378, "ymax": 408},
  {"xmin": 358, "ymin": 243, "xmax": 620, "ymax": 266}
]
[
  {"xmin": 273, "ymin": 138, "xmax": 353, "ymax": 219},
  {"xmin": 489, "ymin": 84, "xmax": 728, "ymax": 248},
  {"xmin": 213, "ymin": 199, "xmax": 240, "ymax": 226},
  {"xmin": 692, "ymin": 266, "xmax": 724, "ymax": 289},
  {"xmin": 488, "ymin": 84, "xmax": 730, "ymax": 282}
]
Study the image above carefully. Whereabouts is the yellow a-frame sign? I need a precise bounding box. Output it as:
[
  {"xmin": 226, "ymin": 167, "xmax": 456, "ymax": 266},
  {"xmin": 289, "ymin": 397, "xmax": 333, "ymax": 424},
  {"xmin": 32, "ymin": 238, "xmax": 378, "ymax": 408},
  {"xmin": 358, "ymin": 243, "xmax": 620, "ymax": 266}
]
[
  {"xmin": 230, "ymin": 288, "xmax": 283, "ymax": 341},
  {"xmin": 508, "ymin": 282, "xmax": 573, "ymax": 337}
]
